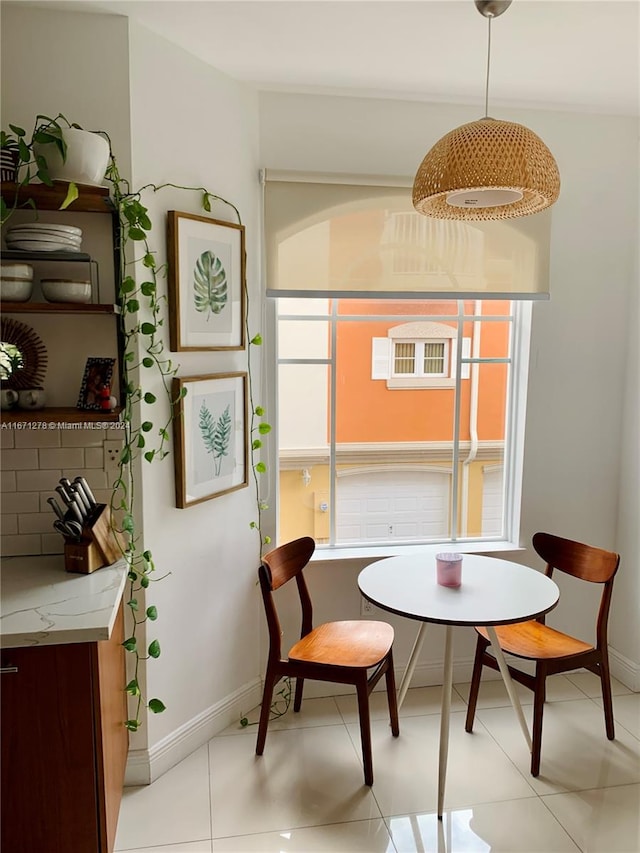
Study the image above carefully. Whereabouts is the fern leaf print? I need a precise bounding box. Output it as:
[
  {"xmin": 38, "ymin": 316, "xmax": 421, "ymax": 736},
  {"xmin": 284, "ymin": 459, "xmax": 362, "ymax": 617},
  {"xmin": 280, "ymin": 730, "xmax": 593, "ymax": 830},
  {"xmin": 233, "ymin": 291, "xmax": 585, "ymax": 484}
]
[
  {"xmin": 193, "ymin": 250, "xmax": 228, "ymax": 321},
  {"xmin": 198, "ymin": 400, "xmax": 231, "ymax": 477}
]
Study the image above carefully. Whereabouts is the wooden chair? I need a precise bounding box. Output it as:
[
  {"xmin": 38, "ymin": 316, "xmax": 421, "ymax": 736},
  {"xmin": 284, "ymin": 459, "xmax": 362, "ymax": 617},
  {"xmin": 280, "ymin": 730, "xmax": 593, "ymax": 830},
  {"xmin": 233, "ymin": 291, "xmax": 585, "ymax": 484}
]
[
  {"xmin": 255, "ymin": 536, "xmax": 399, "ymax": 785},
  {"xmin": 465, "ymin": 531, "xmax": 620, "ymax": 777}
]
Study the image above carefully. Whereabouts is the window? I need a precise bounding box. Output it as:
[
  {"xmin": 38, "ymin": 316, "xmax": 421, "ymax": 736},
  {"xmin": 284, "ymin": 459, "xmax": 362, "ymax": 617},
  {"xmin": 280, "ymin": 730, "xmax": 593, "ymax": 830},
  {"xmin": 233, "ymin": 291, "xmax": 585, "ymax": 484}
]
[
  {"xmin": 264, "ymin": 172, "xmax": 547, "ymax": 552},
  {"xmin": 272, "ymin": 297, "xmax": 532, "ymax": 550}
]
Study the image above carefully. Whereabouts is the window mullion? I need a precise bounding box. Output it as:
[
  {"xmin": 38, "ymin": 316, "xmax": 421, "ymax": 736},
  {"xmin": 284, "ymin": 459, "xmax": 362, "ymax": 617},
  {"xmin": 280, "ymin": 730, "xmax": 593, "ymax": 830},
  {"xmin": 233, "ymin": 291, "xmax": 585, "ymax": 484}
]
[
  {"xmin": 329, "ymin": 301, "xmax": 338, "ymax": 546},
  {"xmin": 450, "ymin": 301, "xmax": 465, "ymax": 541}
]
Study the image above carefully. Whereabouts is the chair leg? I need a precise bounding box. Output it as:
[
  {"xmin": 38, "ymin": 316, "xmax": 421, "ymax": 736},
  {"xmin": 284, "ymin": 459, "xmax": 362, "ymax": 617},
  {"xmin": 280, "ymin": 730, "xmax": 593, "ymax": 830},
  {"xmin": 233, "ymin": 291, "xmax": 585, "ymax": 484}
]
[
  {"xmin": 293, "ymin": 676, "xmax": 305, "ymax": 712},
  {"xmin": 356, "ymin": 677, "xmax": 374, "ymax": 786},
  {"xmin": 599, "ymin": 652, "xmax": 616, "ymax": 740},
  {"xmin": 465, "ymin": 634, "xmax": 490, "ymax": 733},
  {"xmin": 385, "ymin": 651, "xmax": 400, "ymax": 736},
  {"xmin": 256, "ymin": 668, "xmax": 277, "ymax": 755},
  {"xmin": 531, "ymin": 664, "xmax": 546, "ymax": 777}
]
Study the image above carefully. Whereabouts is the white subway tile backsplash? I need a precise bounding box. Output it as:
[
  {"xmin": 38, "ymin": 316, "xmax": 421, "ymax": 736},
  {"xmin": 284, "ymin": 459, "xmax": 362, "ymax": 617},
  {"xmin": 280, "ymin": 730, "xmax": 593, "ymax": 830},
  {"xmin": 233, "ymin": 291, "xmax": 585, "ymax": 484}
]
[
  {"xmin": 1, "ymin": 448, "xmax": 40, "ymax": 470},
  {"xmin": 14, "ymin": 430, "xmax": 61, "ymax": 449},
  {"xmin": 2, "ymin": 470, "xmax": 16, "ymax": 492},
  {"xmin": 0, "ymin": 431, "xmax": 15, "ymax": 449},
  {"xmin": 2, "ymin": 492, "xmax": 40, "ymax": 514},
  {"xmin": 19, "ymin": 512, "xmax": 59, "ymax": 535},
  {"xmin": 84, "ymin": 447, "xmax": 104, "ymax": 469},
  {"xmin": 2, "ymin": 515, "xmax": 18, "ymax": 535},
  {"xmin": 60, "ymin": 428, "xmax": 106, "ymax": 447},
  {"xmin": 41, "ymin": 533, "xmax": 65, "ymax": 555},
  {"xmin": 70, "ymin": 470, "xmax": 109, "ymax": 490},
  {"xmin": 39, "ymin": 448, "xmax": 85, "ymax": 470},
  {"xmin": 2, "ymin": 534, "xmax": 42, "ymax": 556},
  {"xmin": 16, "ymin": 470, "xmax": 61, "ymax": 492}
]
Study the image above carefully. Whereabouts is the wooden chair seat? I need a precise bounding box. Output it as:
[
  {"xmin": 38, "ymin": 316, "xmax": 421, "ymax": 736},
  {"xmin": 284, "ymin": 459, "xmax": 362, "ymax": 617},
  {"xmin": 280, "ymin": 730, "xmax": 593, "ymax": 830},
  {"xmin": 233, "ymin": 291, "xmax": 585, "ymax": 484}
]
[
  {"xmin": 289, "ymin": 621, "xmax": 395, "ymax": 668},
  {"xmin": 256, "ymin": 537, "xmax": 399, "ymax": 786},
  {"xmin": 465, "ymin": 531, "xmax": 620, "ymax": 777},
  {"xmin": 476, "ymin": 621, "xmax": 593, "ymax": 661}
]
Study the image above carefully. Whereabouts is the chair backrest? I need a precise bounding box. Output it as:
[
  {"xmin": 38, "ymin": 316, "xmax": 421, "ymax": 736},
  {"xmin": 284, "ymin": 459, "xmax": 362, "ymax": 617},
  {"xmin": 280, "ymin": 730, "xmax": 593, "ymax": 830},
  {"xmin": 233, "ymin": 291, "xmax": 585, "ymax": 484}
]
[
  {"xmin": 532, "ymin": 531, "xmax": 620, "ymax": 647},
  {"xmin": 258, "ymin": 537, "xmax": 316, "ymax": 662}
]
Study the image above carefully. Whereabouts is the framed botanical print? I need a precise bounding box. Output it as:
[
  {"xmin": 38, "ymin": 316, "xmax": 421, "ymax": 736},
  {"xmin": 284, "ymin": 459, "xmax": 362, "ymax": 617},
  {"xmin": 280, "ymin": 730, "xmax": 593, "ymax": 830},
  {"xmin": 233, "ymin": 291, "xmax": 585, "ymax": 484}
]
[
  {"xmin": 167, "ymin": 211, "xmax": 245, "ymax": 351},
  {"xmin": 172, "ymin": 372, "xmax": 248, "ymax": 508}
]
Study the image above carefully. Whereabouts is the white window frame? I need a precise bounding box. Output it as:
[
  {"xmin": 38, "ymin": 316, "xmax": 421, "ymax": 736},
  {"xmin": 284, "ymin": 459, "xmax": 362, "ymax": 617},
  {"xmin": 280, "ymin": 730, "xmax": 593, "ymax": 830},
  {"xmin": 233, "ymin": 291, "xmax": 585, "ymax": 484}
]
[{"xmin": 265, "ymin": 298, "xmax": 533, "ymax": 558}]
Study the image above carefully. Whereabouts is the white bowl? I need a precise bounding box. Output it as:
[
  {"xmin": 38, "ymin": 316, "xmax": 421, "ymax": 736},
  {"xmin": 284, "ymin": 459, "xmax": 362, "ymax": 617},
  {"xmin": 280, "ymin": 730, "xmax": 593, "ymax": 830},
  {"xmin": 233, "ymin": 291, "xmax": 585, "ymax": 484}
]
[
  {"xmin": 1, "ymin": 263, "xmax": 33, "ymax": 280},
  {"xmin": 0, "ymin": 277, "xmax": 34, "ymax": 302},
  {"xmin": 41, "ymin": 279, "xmax": 92, "ymax": 303}
]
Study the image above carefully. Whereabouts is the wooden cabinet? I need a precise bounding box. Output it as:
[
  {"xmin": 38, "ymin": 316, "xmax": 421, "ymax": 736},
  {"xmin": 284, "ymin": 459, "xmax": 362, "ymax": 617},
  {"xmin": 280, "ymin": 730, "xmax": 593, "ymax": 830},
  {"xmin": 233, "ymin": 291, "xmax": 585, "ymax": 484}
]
[
  {"xmin": 1, "ymin": 181, "xmax": 123, "ymax": 424},
  {"xmin": 0, "ymin": 604, "xmax": 128, "ymax": 853}
]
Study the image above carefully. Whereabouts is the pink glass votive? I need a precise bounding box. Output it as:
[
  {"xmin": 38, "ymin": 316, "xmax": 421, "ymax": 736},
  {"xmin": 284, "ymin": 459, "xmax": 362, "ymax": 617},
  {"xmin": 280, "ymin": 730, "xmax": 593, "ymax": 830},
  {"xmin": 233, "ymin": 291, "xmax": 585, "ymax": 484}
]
[{"xmin": 436, "ymin": 552, "xmax": 463, "ymax": 587}]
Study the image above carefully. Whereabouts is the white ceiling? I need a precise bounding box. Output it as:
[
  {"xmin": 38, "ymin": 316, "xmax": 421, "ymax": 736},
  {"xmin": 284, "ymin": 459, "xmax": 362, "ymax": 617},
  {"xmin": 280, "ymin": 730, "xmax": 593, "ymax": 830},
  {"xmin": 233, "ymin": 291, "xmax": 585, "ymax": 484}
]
[{"xmin": 29, "ymin": 1, "xmax": 640, "ymax": 115}]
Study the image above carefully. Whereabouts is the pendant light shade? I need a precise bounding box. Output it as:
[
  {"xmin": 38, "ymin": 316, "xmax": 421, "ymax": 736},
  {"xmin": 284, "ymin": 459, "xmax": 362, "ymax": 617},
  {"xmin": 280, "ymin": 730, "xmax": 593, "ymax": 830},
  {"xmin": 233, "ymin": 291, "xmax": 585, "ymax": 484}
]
[
  {"xmin": 413, "ymin": 117, "xmax": 560, "ymax": 221},
  {"xmin": 413, "ymin": 1, "xmax": 561, "ymax": 221}
]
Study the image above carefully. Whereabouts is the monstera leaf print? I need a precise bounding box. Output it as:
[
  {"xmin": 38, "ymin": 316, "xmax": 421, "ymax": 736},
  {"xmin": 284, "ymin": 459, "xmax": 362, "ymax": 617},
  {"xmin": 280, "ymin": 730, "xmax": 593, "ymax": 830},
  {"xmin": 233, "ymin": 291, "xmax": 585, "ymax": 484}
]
[{"xmin": 193, "ymin": 250, "xmax": 228, "ymax": 320}]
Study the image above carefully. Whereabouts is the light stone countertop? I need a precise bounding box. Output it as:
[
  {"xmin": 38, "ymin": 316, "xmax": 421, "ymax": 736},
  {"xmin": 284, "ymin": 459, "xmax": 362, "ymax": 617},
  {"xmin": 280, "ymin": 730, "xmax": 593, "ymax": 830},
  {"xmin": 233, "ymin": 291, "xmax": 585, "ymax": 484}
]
[{"xmin": 1, "ymin": 555, "xmax": 128, "ymax": 649}]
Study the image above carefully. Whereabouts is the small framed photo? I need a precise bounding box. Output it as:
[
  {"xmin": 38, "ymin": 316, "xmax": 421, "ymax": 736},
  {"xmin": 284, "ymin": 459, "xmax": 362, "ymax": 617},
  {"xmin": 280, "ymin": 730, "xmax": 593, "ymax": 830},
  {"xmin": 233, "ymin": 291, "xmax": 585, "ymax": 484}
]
[
  {"xmin": 77, "ymin": 357, "xmax": 116, "ymax": 411},
  {"xmin": 167, "ymin": 211, "xmax": 245, "ymax": 352},
  {"xmin": 172, "ymin": 372, "xmax": 248, "ymax": 508}
]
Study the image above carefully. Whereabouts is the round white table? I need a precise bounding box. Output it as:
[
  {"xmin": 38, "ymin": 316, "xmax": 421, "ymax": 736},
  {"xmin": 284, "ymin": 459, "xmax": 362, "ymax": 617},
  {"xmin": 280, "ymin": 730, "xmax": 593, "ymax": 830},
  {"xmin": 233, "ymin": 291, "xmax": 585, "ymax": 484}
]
[{"xmin": 358, "ymin": 553, "xmax": 559, "ymax": 817}]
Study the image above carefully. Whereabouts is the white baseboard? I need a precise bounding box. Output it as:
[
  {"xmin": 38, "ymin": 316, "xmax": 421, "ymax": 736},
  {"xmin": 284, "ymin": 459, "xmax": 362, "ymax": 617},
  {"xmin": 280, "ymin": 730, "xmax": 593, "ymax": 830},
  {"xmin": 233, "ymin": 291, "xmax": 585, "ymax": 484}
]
[
  {"xmin": 124, "ymin": 677, "xmax": 263, "ymax": 786},
  {"xmin": 609, "ymin": 646, "xmax": 640, "ymax": 692}
]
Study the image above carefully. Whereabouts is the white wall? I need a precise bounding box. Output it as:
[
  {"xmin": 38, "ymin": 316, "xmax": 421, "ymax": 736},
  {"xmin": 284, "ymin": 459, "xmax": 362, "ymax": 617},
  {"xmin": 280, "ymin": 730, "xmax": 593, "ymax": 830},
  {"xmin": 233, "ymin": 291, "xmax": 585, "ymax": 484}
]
[
  {"xmin": 259, "ymin": 91, "xmax": 640, "ymax": 686},
  {"xmin": 127, "ymin": 21, "xmax": 263, "ymax": 764}
]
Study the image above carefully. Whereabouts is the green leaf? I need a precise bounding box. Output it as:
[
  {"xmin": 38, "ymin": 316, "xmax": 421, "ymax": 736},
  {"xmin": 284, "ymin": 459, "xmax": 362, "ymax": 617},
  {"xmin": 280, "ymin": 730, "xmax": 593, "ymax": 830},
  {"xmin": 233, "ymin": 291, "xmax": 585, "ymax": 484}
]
[
  {"xmin": 249, "ymin": 521, "xmax": 257, "ymax": 529},
  {"xmin": 144, "ymin": 450, "xmax": 155, "ymax": 463},
  {"xmin": 193, "ymin": 250, "xmax": 227, "ymax": 319},
  {"xmin": 60, "ymin": 182, "xmax": 78, "ymax": 210},
  {"xmin": 146, "ymin": 605, "xmax": 158, "ymax": 620},
  {"xmin": 122, "ymin": 637, "xmax": 137, "ymax": 652},
  {"xmin": 255, "ymin": 462, "xmax": 267, "ymax": 473},
  {"xmin": 128, "ymin": 226, "xmax": 146, "ymax": 240},
  {"xmin": 143, "ymin": 253, "xmax": 156, "ymax": 268},
  {"xmin": 137, "ymin": 434, "xmax": 146, "ymax": 449},
  {"xmin": 258, "ymin": 423, "xmax": 271, "ymax": 435},
  {"xmin": 127, "ymin": 571, "xmax": 137, "ymax": 582},
  {"xmin": 144, "ymin": 392, "xmax": 156, "ymax": 404},
  {"xmin": 250, "ymin": 334, "xmax": 263, "ymax": 345},
  {"xmin": 140, "ymin": 281, "xmax": 155, "ymax": 296},
  {"xmin": 240, "ymin": 716, "xmax": 249, "ymax": 727},
  {"xmin": 125, "ymin": 679, "xmax": 140, "ymax": 696},
  {"xmin": 124, "ymin": 350, "xmax": 135, "ymax": 362},
  {"xmin": 127, "ymin": 598, "xmax": 138, "ymax": 611},
  {"xmin": 264, "ymin": 536, "xmax": 272, "ymax": 544},
  {"xmin": 124, "ymin": 719, "xmax": 141, "ymax": 732},
  {"xmin": 126, "ymin": 299, "xmax": 140, "ymax": 313},
  {"xmin": 252, "ymin": 439, "xmax": 262, "ymax": 450},
  {"xmin": 202, "ymin": 192, "xmax": 211, "ymax": 211},
  {"xmin": 141, "ymin": 322, "xmax": 156, "ymax": 335},
  {"xmin": 142, "ymin": 357, "xmax": 153, "ymax": 368},
  {"xmin": 254, "ymin": 406, "xmax": 264, "ymax": 416},
  {"xmin": 121, "ymin": 446, "xmax": 131, "ymax": 464},
  {"xmin": 8, "ymin": 124, "xmax": 26, "ymax": 136},
  {"xmin": 148, "ymin": 639, "xmax": 161, "ymax": 658},
  {"xmin": 121, "ymin": 276, "xmax": 136, "ymax": 293},
  {"xmin": 141, "ymin": 574, "xmax": 150, "ymax": 588},
  {"xmin": 122, "ymin": 514, "xmax": 135, "ymax": 533},
  {"xmin": 141, "ymin": 421, "xmax": 153, "ymax": 432},
  {"xmin": 148, "ymin": 698, "xmax": 166, "ymax": 713}
]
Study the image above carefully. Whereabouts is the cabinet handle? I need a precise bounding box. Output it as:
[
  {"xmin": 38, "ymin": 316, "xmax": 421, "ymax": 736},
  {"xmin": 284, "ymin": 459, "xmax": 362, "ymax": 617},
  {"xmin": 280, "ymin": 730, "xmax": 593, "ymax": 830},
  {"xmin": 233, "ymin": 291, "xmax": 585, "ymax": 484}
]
[{"xmin": 0, "ymin": 666, "xmax": 18, "ymax": 674}]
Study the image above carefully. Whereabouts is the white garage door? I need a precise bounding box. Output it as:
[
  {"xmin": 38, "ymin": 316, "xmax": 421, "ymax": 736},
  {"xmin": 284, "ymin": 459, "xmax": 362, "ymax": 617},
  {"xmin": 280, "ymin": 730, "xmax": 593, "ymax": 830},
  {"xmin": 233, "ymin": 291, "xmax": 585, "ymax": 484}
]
[
  {"xmin": 336, "ymin": 469, "xmax": 450, "ymax": 543},
  {"xmin": 482, "ymin": 467, "xmax": 504, "ymax": 536}
]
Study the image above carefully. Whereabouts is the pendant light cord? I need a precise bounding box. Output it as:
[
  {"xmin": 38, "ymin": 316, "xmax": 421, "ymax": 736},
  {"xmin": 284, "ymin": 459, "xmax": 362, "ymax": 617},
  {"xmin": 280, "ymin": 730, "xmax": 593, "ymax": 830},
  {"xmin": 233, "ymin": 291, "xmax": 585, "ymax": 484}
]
[{"xmin": 484, "ymin": 15, "xmax": 492, "ymax": 118}]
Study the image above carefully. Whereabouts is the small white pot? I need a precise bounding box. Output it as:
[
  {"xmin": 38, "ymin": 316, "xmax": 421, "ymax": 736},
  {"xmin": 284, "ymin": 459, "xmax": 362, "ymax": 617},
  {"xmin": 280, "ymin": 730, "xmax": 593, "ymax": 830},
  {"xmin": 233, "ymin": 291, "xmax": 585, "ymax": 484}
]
[{"xmin": 34, "ymin": 128, "xmax": 109, "ymax": 187}]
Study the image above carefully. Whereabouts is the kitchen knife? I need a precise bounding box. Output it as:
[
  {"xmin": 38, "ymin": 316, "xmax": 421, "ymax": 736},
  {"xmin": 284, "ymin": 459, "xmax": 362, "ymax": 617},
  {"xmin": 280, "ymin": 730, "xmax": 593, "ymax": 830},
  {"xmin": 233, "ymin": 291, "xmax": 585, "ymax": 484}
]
[
  {"xmin": 74, "ymin": 476, "xmax": 97, "ymax": 508},
  {"xmin": 56, "ymin": 486, "xmax": 84, "ymax": 524},
  {"xmin": 69, "ymin": 483, "xmax": 92, "ymax": 516},
  {"xmin": 47, "ymin": 496, "xmax": 66, "ymax": 522}
]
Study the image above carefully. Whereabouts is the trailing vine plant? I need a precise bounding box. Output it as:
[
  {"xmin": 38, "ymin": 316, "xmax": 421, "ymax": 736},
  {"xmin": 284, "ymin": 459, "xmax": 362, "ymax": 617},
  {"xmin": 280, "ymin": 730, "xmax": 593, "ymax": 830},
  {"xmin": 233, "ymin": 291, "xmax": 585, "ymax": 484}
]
[{"xmin": 1, "ymin": 114, "xmax": 278, "ymax": 731}]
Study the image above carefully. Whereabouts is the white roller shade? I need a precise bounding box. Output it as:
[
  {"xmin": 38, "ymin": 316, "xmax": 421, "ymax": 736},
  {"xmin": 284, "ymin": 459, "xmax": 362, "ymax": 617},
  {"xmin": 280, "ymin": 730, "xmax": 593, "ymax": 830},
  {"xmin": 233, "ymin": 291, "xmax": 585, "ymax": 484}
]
[{"xmin": 264, "ymin": 170, "xmax": 551, "ymax": 300}]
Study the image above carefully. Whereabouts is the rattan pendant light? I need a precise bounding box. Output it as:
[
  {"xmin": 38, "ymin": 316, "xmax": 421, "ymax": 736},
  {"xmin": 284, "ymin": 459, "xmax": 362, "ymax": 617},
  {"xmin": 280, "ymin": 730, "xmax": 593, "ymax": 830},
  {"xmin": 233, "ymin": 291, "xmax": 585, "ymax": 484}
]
[{"xmin": 413, "ymin": 0, "xmax": 560, "ymax": 221}]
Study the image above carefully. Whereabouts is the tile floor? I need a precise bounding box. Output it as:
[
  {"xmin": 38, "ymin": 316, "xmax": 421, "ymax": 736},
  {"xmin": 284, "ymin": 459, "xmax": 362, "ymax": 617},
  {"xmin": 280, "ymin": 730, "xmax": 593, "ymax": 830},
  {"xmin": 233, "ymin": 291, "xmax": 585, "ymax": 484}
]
[{"xmin": 115, "ymin": 672, "xmax": 640, "ymax": 852}]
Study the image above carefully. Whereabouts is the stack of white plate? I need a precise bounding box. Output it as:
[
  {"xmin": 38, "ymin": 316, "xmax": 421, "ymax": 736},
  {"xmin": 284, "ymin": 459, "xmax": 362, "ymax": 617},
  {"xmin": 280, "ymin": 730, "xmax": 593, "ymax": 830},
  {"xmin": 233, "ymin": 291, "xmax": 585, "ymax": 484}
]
[{"xmin": 5, "ymin": 222, "xmax": 83, "ymax": 253}]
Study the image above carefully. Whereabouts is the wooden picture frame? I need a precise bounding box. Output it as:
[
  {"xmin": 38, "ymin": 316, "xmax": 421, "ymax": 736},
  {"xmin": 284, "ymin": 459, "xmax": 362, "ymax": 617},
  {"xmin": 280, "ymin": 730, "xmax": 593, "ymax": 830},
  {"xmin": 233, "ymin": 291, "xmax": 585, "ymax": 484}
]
[
  {"xmin": 167, "ymin": 211, "xmax": 245, "ymax": 352},
  {"xmin": 76, "ymin": 357, "xmax": 115, "ymax": 411},
  {"xmin": 172, "ymin": 372, "xmax": 248, "ymax": 508}
]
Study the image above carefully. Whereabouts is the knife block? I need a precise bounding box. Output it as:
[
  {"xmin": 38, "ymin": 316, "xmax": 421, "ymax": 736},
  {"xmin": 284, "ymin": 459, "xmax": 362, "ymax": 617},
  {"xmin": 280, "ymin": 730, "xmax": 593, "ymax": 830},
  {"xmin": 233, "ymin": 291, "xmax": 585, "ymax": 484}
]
[{"xmin": 64, "ymin": 504, "xmax": 123, "ymax": 574}]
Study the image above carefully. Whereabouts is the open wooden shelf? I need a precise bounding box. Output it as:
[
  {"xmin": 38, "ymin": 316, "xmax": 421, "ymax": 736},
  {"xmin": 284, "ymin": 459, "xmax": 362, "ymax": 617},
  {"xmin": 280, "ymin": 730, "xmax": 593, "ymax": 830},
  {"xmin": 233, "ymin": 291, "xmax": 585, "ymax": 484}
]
[
  {"xmin": 1, "ymin": 407, "xmax": 122, "ymax": 425},
  {"xmin": 1, "ymin": 302, "xmax": 120, "ymax": 315},
  {"xmin": 1, "ymin": 181, "xmax": 112, "ymax": 213}
]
